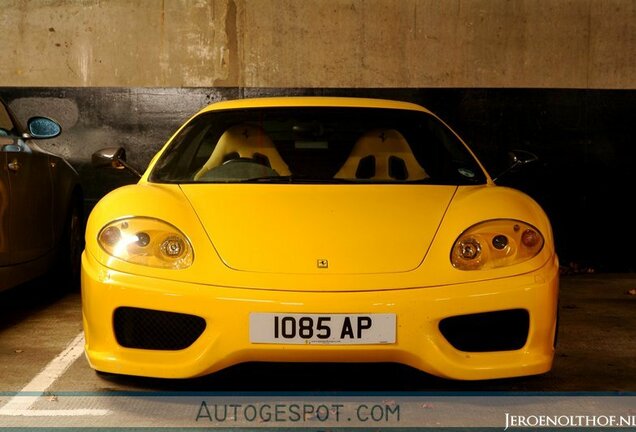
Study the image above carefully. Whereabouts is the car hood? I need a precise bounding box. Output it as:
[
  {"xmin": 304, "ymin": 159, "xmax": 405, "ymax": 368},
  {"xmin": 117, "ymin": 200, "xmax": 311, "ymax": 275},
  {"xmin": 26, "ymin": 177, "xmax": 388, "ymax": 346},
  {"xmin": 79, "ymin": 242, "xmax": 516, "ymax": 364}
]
[{"xmin": 180, "ymin": 184, "xmax": 457, "ymax": 274}]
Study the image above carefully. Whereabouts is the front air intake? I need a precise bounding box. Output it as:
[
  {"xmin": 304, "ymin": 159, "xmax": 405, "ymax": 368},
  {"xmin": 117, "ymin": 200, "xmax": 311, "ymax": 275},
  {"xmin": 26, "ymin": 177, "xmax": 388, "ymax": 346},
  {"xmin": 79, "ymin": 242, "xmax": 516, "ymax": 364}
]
[
  {"xmin": 114, "ymin": 307, "xmax": 206, "ymax": 350},
  {"xmin": 439, "ymin": 309, "xmax": 529, "ymax": 352}
]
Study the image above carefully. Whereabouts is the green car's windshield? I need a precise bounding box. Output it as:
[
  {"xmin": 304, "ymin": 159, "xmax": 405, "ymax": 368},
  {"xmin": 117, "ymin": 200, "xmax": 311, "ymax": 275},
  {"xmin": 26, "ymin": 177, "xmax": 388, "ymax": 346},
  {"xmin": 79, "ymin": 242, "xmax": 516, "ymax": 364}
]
[{"xmin": 149, "ymin": 107, "xmax": 487, "ymax": 185}]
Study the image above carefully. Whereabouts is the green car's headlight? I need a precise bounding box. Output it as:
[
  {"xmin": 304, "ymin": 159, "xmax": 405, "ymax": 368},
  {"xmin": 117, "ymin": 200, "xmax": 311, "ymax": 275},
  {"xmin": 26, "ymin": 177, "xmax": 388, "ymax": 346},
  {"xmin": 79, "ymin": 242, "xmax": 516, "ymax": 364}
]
[
  {"xmin": 451, "ymin": 219, "xmax": 544, "ymax": 271},
  {"xmin": 98, "ymin": 217, "xmax": 193, "ymax": 269}
]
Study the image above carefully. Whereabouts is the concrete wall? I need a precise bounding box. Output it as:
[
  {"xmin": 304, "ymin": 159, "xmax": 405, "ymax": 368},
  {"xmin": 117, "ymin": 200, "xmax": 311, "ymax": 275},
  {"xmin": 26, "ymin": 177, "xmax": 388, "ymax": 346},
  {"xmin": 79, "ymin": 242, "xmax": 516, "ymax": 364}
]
[
  {"xmin": 1, "ymin": 0, "xmax": 635, "ymax": 89},
  {"xmin": 1, "ymin": 1, "xmax": 635, "ymax": 270}
]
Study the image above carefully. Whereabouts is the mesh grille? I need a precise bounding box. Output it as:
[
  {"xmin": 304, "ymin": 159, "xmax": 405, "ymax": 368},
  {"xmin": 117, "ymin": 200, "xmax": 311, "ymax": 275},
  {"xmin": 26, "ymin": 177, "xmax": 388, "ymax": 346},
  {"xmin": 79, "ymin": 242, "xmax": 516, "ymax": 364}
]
[
  {"xmin": 439, "ymin": 309, "xmax": 529, "ymax": 352},
  {"xmin": 113, "ymin": 307, "xmax": 206, "ymax": 350}
]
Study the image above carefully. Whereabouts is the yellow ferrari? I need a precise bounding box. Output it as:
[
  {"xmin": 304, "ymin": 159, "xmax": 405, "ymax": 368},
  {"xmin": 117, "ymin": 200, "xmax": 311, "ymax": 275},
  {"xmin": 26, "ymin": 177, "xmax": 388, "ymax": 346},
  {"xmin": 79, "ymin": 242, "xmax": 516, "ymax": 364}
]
[{"xmin": 82, "ymin": 97, "xmax": 559, "ymax": 380}]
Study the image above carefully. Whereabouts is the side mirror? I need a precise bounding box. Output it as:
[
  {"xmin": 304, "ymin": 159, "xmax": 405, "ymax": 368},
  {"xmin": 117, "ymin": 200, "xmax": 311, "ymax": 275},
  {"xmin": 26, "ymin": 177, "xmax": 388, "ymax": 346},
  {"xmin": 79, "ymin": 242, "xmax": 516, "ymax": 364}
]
[
  {"xmin": 92, "ymin": 147, "xmax": 141, "ymax": 178},
  {"xmin": 26, "ymin": 117, "xmax": 61, "ymax": 139},
  {"xmin": 493, "ymin": 150, "xmax": 539, "ymax": 183},
  {"xmin": 507, "ymin": 150, "xmax": 538, "ymax": 167}
]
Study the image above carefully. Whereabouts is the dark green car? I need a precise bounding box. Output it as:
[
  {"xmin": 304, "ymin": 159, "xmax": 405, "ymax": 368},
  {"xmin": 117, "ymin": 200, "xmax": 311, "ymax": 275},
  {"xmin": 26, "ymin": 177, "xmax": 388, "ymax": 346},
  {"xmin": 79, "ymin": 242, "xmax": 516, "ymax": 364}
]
[{"xmin": 0, "ymin": 98, "xmax": 83, "ymax": 291}]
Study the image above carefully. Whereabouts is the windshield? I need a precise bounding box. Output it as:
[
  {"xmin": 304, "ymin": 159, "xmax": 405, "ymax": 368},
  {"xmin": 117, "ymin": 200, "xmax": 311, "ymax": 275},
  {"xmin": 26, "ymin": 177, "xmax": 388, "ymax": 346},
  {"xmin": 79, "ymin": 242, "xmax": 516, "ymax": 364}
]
[{"xmin": 149, "ymin": 107, "xmax": 487, "ymax": 185}]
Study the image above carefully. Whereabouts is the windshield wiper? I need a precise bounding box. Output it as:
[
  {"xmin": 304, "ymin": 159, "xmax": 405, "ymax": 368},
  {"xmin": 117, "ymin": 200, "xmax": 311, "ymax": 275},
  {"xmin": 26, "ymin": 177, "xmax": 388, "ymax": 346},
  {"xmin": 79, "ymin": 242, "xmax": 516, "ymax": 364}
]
[{"xmin": 238, "ymin": 175, "xmax": 355, "ymax": 184}]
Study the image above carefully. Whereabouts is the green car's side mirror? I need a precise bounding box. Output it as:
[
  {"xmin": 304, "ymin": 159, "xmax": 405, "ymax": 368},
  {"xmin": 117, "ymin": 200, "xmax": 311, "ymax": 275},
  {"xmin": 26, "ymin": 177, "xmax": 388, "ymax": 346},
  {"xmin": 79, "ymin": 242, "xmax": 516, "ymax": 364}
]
[{"xmin": 26, "ymin": 116, "xmax": 62, "ymax": 139}]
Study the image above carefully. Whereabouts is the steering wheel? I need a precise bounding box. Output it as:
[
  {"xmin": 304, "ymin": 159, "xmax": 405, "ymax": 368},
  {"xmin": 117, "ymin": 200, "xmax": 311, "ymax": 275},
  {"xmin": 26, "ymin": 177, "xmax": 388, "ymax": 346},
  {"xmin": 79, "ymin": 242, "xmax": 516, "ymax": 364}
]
[{"xmin": 222, "ymin": 156, "xmax": 261, "ymax": 166}]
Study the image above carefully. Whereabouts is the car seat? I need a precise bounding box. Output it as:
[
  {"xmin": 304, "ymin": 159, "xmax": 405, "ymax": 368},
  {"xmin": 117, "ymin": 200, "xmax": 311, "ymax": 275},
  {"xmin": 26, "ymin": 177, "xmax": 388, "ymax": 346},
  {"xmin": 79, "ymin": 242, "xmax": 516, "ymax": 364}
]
[
  {"xmin": 194, "ymin": 124, "xmax": 291, "ymax": 180},
  {"xmin": 334, "ymin": 129, "xmax": 428, "ymax": 181}
]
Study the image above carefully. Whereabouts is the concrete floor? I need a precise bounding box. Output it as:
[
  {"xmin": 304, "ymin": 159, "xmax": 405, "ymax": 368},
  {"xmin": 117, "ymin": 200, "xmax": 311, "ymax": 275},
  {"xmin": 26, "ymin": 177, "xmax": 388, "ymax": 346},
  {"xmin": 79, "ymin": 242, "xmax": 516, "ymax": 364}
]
[{"xmin": 0, "ymin": 274, "xmax": 634, "ymax": 393}]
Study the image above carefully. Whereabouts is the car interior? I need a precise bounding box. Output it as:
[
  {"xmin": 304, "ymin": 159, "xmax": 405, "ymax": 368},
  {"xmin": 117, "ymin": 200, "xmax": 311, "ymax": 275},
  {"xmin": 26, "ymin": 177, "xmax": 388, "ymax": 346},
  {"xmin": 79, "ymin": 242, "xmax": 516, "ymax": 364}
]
[{"xmin": 193, "ymin": 123, "xmax": 428, "ymax": 182}]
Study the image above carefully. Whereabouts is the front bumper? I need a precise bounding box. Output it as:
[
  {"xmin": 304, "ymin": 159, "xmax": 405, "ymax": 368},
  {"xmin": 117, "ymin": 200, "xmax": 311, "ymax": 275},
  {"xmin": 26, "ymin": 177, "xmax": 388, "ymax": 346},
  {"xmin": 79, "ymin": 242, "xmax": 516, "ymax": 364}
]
[{"xmin": 81, "ymin": 251, "xmax": 559, "ymax": 380}]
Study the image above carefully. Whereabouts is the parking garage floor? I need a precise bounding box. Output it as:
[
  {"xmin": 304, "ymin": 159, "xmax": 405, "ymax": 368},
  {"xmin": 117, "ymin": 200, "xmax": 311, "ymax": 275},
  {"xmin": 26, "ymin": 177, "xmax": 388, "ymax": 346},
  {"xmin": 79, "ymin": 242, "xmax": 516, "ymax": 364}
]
[{"xmin": 0, "ymin": 273, "xmax": 634, "ymax": 393}]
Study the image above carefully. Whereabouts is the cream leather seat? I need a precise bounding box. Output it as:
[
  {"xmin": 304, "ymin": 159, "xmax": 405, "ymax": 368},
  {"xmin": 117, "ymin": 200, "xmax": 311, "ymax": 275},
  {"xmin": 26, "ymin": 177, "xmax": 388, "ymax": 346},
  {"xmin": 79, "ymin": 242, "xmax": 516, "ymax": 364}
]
[
  {"xmin": 194, "ymin": 124, "xmax": 291, "ymax": 180},
  {"xmin": 335, "ymin": 129, "xmax": 428, "ymax": 181}
]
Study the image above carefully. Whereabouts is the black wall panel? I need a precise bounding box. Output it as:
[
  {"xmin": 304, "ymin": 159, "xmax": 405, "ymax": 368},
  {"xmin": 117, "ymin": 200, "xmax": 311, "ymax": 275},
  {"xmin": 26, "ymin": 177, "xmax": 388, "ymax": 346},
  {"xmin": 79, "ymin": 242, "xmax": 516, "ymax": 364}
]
[{"xmin": 1, "ymin": 87, "xmax": 634, "ymax": 271}]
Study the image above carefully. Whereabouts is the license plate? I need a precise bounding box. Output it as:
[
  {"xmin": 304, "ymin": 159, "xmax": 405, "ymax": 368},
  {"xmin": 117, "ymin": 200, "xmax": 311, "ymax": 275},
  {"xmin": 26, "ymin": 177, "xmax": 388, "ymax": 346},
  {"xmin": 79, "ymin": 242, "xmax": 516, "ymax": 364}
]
[{"xmin": 249, "ymin": 313, "xmax": 396, "ymax": 345}]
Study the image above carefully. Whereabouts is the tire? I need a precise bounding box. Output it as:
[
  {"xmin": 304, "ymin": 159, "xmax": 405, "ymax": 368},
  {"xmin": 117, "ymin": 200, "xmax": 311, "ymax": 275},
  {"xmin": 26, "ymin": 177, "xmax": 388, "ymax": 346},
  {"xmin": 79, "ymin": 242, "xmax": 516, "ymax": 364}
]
[{"xmin": 54, "ymin": 196, "xmax": 84, "ymax": 292}]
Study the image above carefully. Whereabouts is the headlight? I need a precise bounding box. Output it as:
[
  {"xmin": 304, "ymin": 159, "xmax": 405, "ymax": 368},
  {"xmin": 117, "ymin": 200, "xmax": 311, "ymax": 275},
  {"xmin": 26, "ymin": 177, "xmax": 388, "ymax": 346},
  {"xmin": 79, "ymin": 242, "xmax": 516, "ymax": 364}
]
[
  {"xmin": 451, "ymin": 219, "xmax": 544, "ymax": 270},
  {"xmin": 97, "ymin": 217, "xmax": 193, "ymax": 269}
]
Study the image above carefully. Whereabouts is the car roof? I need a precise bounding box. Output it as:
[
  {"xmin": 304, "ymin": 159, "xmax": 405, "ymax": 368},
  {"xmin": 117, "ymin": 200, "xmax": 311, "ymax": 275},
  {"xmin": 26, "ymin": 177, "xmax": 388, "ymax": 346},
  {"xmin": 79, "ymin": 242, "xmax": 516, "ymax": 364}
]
[{"xmin": 197, "ymin": 97, "xmax": 432, "ymax": 114}]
